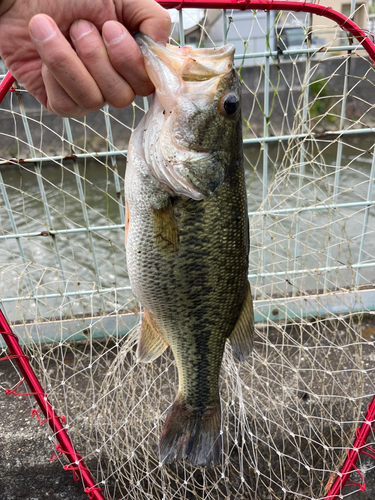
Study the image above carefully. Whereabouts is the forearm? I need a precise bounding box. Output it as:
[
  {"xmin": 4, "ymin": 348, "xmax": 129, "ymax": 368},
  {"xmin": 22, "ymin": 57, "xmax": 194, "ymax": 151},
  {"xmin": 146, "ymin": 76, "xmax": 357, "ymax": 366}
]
[{"xmin": 0, "ymin": 0, "xmax": 16, "ymax": 17}]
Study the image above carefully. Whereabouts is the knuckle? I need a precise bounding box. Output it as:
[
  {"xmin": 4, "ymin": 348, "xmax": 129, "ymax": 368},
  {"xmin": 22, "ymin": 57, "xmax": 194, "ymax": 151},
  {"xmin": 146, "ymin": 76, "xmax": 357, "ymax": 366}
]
[
  {"xmin": 99, "ymin": 80, "xmax": 135, "ymax": 109},
  {"xmin": 135, "ymin": 82, "xmax": 154, "ymax": 97},
  {"xmin": 105, "ymin": 89, "xmax": 135, "ymax": 109},
  {"xmin": 49, "ymin": 101, "xmax": 85, "ymax": 118},
  {"xmin": 80, "ymin": 92, "xmax": 105, "ymax": 113},
  {"xmin": 106, "ymin": 41, "xmax": 139, "ymax": 69},
  {"xmin": 44, "ymin": 50, "xmax": 71, "ymax": 73},
  {"xmin": 78, "ymin": 43, "xmax": 104, "ymax": 63},
  {"xmin": 47, "ymin": 93, "xmax": 87, "ymax": 118},
  {"xmin": 159, "ymin": 13, "xmax": 172, "ymax": 33}
]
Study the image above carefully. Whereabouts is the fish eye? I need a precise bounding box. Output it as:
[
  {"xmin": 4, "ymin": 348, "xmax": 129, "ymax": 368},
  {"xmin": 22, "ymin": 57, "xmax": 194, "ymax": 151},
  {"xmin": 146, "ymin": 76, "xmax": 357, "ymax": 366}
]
[{"xmin": 219, "ymin": 93, "xmax": 239, "ymax": 116}]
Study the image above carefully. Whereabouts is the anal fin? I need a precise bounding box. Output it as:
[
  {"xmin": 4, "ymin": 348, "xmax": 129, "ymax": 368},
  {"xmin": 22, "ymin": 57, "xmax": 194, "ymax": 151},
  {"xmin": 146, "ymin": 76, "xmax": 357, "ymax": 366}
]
[
  {"xmin": 137, "ymin": 310, "xmax": 169, "ymax": 363},
  {"xmin": 228, "ymin": 281, "xmax": 254, "ymax": 361}
]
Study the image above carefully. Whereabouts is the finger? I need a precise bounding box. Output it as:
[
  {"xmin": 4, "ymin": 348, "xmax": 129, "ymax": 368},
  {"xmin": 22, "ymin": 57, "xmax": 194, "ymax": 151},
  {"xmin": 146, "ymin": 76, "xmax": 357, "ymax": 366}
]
[
  {"xmin": 70, "ymin": 19, "xmax": 137, "ymax": 108},
  {"xmin": 102, "ymin": 21, "xmax": 154, "ymax": 97},
  {"xmin": 42, "ymin": 64, "xmax": 87, "ymax": 117},
  {"xmin": 116, "ymin": 0, "xmax": 171, "ymax": 44},
  {"xmin": 29, "ymin": 14, "xmax": 105, "ymax": 113}
]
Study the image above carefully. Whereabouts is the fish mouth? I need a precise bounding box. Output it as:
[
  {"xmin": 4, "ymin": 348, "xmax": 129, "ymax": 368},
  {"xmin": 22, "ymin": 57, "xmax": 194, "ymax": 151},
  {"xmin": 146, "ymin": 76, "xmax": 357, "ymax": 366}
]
[
  {"xmin": 135, "ymin": 33, "xmax": 235, "ymax": 112},
  {"xmin": 135, "ymin": 33, "xmax": 235, "ymax": 80},
  {"xmin": 135, "ymin": 34, "xmax": 236, "ymax": 199}
]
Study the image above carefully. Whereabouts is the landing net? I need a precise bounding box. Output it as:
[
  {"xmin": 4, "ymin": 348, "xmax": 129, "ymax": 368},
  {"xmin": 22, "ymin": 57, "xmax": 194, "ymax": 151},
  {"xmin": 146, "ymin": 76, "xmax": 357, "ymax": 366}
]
[{"xmin": 0, "ymin": 2, "xmax": 375, "ymax": 499}]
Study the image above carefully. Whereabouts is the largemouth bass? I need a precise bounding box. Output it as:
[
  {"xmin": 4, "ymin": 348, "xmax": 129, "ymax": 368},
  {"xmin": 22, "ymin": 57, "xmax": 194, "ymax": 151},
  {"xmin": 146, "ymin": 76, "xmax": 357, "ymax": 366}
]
[{"xmin": 125, "ymin": 34, "xmax": 254, "ymax": 467}]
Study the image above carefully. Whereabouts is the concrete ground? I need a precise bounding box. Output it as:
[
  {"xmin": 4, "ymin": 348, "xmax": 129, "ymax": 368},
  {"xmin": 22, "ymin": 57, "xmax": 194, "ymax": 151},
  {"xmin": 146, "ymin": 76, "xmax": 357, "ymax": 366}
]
[{"xmin": 0, "ymin": 359, "xmax": 89, "ymax": 500}]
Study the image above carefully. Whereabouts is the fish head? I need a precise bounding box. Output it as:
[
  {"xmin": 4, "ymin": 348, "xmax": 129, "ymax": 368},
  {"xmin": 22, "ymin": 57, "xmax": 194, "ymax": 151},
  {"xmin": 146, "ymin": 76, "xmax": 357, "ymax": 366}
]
[{"xmin": 136, "ymin": 34, "xmax": 241, "ymax": 200}]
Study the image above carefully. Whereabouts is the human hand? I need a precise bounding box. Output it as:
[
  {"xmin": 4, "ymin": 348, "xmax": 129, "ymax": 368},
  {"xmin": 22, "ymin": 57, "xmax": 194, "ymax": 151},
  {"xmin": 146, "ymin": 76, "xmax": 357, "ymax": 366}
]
[{"xmin": 0, "ymin": 0, "xmax": 171, "ymax": 116}]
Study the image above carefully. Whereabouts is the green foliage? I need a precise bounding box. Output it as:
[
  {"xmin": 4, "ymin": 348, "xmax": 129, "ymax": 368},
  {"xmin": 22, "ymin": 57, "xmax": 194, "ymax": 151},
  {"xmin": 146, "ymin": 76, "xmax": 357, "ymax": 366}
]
[
  {"xmin": 309, "ymin": 77, "xmax": 336, "ymax": 123},
  {"xmin": 238, "ymin": 40, "xmax": 249, "ymax": 82},
  {"xmin": 310, "ymin": 77, "xmax": 329, "ymax": 100}
]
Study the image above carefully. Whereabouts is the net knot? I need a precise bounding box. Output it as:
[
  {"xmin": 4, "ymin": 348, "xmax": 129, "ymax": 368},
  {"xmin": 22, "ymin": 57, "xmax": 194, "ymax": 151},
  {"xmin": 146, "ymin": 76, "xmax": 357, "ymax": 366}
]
[
  {"xmin": 31, "ymin": 408, "xmax": 67, "ymax": 427},
  {"xmin": 4, "ymin": 377, "xmax": 44, "ymax": 397},
  {"xmin": 50, "ymin": 444, "xmax": 88, "ymax": 482},
  {"xmin": 49, "ymin": 444, "xmax": 82, "ymax": 463},
  {"xmin": 346, "ymin": 463, "xmax": 366, "ymax": 491},
  {"xmin": 84, "ymin": 485, "xmax": 102, "ymax": 499},
  {"xmin": 63, "ymin": 461, "xmax": 89, "ymax": 482},
  {"xmin": 49, "ymin": 444, "xmax": 69, "ymax": 462}
]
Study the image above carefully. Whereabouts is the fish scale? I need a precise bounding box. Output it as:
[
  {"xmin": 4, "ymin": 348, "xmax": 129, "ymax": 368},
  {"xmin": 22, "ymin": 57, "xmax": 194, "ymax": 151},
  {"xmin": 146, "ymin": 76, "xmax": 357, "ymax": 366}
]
[{"xmin": 125, "ymin": 34, "xmax": 254, "ymax": 467}]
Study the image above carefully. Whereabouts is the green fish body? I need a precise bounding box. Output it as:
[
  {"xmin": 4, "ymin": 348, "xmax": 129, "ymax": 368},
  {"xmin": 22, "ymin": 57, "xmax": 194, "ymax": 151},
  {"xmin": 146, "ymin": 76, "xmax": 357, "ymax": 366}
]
[{"xmin": 125, "ymin": 35, "xmax": 254, "ymax": 467}]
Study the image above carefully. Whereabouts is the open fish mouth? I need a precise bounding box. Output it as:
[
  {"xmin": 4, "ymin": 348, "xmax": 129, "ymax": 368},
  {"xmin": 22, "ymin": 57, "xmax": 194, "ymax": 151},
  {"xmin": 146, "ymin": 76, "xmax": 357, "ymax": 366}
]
[
  {"xmin": 135, "ymin": 34, "xmax": 235, "ymax": 112},
  {"xmin": 134, "ymin": 34, "xmax": 237, "ymax": 199}
]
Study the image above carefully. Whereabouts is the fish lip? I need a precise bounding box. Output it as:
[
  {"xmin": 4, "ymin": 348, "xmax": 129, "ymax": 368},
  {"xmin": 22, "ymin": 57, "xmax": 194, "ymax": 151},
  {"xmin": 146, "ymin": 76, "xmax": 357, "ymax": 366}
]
[
  {"xmin": 135, "ymin": 33, "xmax": 235, "ymax": 83},
  {"xmin": 135, "ymin": 33, "xmax": 172, "ymax": 62},
  {"xmin": 135, "ymin": 32, "xmax": 235, "ymax": 59}
]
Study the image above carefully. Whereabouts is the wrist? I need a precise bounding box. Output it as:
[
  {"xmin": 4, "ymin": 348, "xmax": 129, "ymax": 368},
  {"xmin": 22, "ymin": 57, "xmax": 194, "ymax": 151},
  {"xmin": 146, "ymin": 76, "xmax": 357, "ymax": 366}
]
[{"xmin": 0, "ymin": 0, "xmax": 16, "ymax": 17}]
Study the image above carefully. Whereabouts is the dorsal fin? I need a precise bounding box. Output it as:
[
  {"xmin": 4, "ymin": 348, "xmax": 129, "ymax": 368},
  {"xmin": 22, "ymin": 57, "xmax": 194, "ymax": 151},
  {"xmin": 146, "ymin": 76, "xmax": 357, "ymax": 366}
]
[
  {"xmin": 228, "ymin": 281, "xmax": 254, "ymax": 361},
  {"xmin": 137, "ymin": 310, "xmax": 169, "ymax": 363}
]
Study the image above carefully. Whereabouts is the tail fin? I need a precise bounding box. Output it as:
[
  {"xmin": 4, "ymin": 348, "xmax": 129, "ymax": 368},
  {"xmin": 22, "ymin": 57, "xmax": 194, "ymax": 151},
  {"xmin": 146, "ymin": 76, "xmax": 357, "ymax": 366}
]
[{"xmin": 158, "ymin": 393, "xmax": 222, "ymax": 467}]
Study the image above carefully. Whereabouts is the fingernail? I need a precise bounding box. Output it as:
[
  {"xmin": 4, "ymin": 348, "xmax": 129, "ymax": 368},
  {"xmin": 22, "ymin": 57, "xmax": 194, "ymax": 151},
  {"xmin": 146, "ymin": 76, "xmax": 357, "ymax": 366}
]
[
  {"xmin": 29, "ymin": 15, "xmax": 56, "ymax": 43},
  {"xmin": 103, "ymin": 21, "xmax": 125, "ymax": 45},
  {"xmin": 71, "ymin": 20, "xmax": 93, "ymax": 41}
]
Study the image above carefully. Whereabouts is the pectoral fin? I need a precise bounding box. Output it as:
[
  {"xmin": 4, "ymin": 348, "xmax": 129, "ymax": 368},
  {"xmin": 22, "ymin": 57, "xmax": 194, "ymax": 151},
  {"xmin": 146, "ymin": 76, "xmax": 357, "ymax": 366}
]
[
  {"xmin": 228, "ymin": 281, "xmax": 254, "ymax": 361},
  {"xmin": 152, "ymin": 200, "xmax": 179, "ymax": 253},
  {"xmin": 137, "ymin": 310, "xmax": 169, "ymax": 363}
]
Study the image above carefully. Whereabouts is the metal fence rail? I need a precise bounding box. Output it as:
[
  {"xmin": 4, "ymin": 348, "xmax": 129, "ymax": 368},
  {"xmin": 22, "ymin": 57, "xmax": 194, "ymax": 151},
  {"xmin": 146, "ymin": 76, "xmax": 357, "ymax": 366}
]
[
  {"xmin": 0, "ymin": 2, "xmax": 374, "ymax": 337},
  {"xmin": 1, "ymin": 5, "xmax": 375, "ymax": 500}
]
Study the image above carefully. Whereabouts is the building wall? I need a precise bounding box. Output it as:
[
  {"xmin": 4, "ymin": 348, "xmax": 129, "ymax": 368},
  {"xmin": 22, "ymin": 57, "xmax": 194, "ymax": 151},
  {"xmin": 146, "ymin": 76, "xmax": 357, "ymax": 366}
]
[
  {"xmin": 310, "ymin": 0, "xmax": 369, "ymax": 46},
  {"xmin": 206, "ymin": 10, "xmax": 277, "ymax": 66}
]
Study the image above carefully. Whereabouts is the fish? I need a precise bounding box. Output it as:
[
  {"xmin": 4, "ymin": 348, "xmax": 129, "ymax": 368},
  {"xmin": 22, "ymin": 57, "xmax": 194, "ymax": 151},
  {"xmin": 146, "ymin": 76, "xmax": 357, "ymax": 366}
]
[{"xmin": 125, "ymin": 34, "xmax": 254, "ymax": 468}]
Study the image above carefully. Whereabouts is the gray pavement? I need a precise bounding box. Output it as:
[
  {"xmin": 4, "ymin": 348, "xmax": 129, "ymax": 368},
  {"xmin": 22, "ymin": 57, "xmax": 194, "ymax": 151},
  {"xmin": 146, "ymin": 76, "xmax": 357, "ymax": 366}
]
[{"xmin": 0, "ymin": 359, "xmax": 89, "ymax": 500}]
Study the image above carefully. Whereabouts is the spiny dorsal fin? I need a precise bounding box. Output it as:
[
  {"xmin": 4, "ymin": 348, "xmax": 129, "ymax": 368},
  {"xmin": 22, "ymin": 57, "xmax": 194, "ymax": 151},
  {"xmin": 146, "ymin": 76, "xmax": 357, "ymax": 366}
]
[
  {"xmin": 228, "ymin": 281, "xmax": 254, "ymax": 361},
  {"xmin": 137, "ymin": 310, "xmax": 169, "ymax": 363}
]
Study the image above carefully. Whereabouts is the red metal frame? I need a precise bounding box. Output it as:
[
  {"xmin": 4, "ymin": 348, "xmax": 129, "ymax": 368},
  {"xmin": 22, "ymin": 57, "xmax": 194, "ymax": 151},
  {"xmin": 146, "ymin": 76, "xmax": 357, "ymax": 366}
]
[
  {"xmin": 160, "ymin": 0, "xmax": 375, "ymax": 63},
  {"xmin": 0, "ymin": 309, "xmax": 106, "ymax": 500},
  {"xmin": 325, "ymin": 397, "xmax": 375, "ymax": 498},
  {"xmin": 0, "ymin": 2, "xmax": 375, "ymax": 499},
  {"xmin": 0, "ymin": 71, "xmax": 15, "ymax": 103}
]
